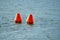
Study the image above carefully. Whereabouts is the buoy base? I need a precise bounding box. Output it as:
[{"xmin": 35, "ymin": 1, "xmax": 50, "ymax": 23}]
[
  {"xmin": 14, "ymin": 21, "xmax": 22, "ymax": 24},
  {"xmin": 26, "ymin": 21, "xmax": 33, "ymax": 25}
]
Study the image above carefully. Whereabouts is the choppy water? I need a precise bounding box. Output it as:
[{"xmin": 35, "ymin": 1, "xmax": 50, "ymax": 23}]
[{"xmin": 0, "ymin": 0, "xmax": 60, "ymax": 40}]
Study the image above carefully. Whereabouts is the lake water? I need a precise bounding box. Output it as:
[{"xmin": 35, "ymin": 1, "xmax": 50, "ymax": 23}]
[{"xmin": 0, "ymin": 0, "xmax": 60, "ymax": 40}]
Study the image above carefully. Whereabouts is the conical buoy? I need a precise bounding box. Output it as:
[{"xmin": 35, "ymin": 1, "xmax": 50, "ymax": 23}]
[
  {"xmin": 26, "ymin": 14, "xmax": 34, "ymax": 24},
  {"xmin": 14, "ymin": 13, "xmax": 22, "ymax": 23}
]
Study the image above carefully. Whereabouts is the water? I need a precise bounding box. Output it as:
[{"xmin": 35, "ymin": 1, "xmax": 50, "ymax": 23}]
[{"xmin": 0, "ymin": 0, "xmax": 60, "ymax": 40}]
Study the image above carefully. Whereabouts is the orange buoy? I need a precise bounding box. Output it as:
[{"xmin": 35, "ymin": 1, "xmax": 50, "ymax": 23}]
[
  {"xmin": 26, "ymin": 14, "xmax": 34, "ymax": 24},
  {"xmin": 14, "ymin": 13, "xmax": 22, "ymax": 23}
]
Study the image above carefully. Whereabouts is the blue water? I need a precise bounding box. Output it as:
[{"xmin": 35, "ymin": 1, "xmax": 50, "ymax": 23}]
[{"xmin": 0, "ymin": 0, "xmax": 60, "ymax": 40}]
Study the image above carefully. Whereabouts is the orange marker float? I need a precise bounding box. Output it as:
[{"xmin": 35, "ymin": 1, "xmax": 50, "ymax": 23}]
[
  {"xmin": 14, "ymin": 13, "xmax": 22, "ymax": 23},
  {"xmin": 26, "ymin": 14, "xmax": 34, "ymax": 24}
]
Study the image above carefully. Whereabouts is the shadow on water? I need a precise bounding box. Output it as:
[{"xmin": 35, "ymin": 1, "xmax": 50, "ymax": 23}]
[{"xmin": 26, "ymin": 23, "xmax": 34, "ymax": 26}]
